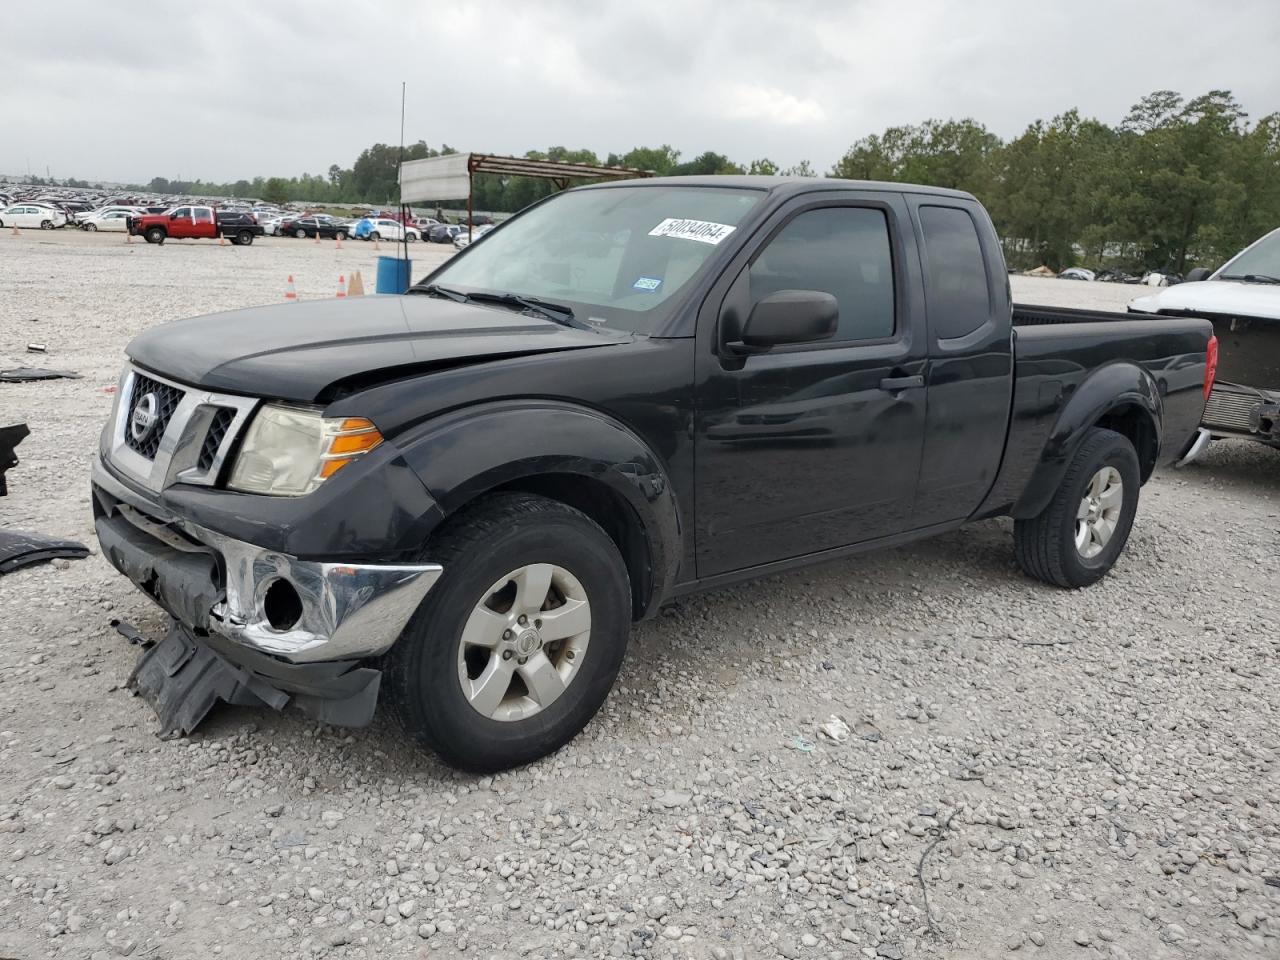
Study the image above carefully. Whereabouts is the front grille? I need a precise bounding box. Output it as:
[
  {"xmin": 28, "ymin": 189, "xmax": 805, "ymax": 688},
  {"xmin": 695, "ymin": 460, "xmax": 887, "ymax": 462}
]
[
  {"xmin": 124, "ymin": 374, "xmax": 184, "ymax": 459},
  {"xmin": 199, "ymin": 408, "xmax": 236, "ymax": 472},
  {"xmin": 1203, "ymin": 386, "xmax": 1261, "ymax": 433}
]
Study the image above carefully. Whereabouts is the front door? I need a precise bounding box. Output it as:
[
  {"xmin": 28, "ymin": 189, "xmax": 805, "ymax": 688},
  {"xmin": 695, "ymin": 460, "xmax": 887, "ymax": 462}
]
[{"xmin": 695, "ymin": 194, "xmax": 928, "ymax": 577}]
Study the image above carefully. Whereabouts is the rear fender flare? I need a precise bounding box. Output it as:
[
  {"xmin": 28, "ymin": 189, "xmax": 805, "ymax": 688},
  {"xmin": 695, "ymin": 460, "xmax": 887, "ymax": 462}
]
[
  {"xmin": 394, "ymin": 400, "xmax": 682, "ymax": 616},
  {"xmin": 1011, "ymin": 362, "xmax": 1162, "ymax": 520}
]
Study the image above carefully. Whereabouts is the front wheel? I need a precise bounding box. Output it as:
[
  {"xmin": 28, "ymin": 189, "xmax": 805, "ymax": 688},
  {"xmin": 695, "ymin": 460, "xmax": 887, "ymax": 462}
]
[
  {"xmin": 336, "ymin": 230, "xmax": 348, "ymax": 240},
  {"xmin": 1015, "ymin": 427, "xmax": 1141, "ymax": 588},
  {"xmin": 145, "ymin": 227, "xmax": 166, "ymax": 244},
  {"xmin": 384, "ymin": 493, "xmax": 631, "ymax": 772}
]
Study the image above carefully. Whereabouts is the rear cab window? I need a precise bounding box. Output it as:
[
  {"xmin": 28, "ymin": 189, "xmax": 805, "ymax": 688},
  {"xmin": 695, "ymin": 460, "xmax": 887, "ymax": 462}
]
[{"xmin": 918, "ymin": 205, "xmax": 992, "ymax": 340}]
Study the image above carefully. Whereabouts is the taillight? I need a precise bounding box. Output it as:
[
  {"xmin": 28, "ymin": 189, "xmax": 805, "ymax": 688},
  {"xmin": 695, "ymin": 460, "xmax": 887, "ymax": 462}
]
[{"xmin": 1203, "ymin": 334, "xmax": 1218, "ymax": 401}]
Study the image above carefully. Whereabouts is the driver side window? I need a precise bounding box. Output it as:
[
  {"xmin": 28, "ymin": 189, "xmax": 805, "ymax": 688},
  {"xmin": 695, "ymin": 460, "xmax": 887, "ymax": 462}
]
[{"xmin": 749, "ymin": 206, "xmax": 896, "ymax": 342}]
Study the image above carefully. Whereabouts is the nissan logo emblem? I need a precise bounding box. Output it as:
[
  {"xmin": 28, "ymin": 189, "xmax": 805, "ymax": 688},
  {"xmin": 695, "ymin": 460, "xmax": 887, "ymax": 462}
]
[{"xmin": 130, "ymin": 392, "xmax": 160, "ymax": 442}]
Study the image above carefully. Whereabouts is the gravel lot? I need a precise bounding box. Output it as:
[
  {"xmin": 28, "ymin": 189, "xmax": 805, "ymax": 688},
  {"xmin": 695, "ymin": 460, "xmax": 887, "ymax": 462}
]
[{"xmin": 2, "ymin": 229, "xmax": 1278, "ymax": 960}]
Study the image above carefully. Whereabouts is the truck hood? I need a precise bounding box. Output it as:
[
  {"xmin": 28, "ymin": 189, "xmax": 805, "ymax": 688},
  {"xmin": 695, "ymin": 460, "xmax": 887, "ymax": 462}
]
[
  {"xmin": 126, "ymin": 294, "xmax": 626, "ymax": 402},
  {"xmin": 1129, "ymin": 280, "xmax": 1280, "ymax": 321}
]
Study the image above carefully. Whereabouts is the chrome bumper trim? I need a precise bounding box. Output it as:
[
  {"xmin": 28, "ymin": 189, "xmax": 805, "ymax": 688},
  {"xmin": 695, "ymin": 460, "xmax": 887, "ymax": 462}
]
[{"xmin": 93, "ymin": 456, "xmax": 441, "ymax": 663}]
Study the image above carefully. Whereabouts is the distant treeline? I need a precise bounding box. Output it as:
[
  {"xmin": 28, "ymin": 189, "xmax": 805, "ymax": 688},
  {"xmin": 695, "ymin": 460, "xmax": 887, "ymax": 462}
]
[{"xmin": 29, "ymin": 89, "xmax": 1278, "ymax": 272}]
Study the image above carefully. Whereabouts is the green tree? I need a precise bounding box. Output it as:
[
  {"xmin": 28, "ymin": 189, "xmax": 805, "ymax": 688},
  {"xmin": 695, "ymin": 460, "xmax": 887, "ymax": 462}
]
[{"xmin": 261, "ymin": 177, "xmax": 289, "ymax": 206}]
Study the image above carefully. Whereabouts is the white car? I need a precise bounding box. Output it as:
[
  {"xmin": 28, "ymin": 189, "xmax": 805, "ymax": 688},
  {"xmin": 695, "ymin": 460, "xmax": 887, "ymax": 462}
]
[
  {"xmin": 79, "ymin": 209, "xmax": 136, "ymax": 232},
  {"xmin": 0, "ymin": 203, "xmax": 68, "ymax": 230},
  {"xmin": 260, "ymin": 213, "xmax": 293, "ymax": 236},
  {"xmin": 367, "ymin": 218, "xmax": 420, "ymax": 242},
  {"xmin": 1130, "ymin": 226, "xmax": 1280, "ymax": 460},
  {"xmin": 452, "ymin": 223, "xmax": 495, "ymax": 250}
]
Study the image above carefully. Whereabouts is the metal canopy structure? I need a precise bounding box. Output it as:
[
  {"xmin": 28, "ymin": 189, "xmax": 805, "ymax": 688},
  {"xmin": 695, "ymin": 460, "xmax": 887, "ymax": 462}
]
[{"xmin": 399, "ymin": 152, "xmax": 652, "ymax": 228}]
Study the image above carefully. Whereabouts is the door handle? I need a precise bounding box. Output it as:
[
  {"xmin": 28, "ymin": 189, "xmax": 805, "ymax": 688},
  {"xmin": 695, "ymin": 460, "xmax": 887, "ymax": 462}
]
[{"xmin": 879, "ymin": 374, "xmax": 925, "ymax": 392}]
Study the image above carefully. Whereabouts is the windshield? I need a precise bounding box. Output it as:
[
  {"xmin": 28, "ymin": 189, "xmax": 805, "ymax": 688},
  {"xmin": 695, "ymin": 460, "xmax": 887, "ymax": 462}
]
[
  {"xmin": 418, "ymin": 184, "xmax": 764, "ymax": 334},
  {"xmin": 1218, "ymin": 229, "xmax": 1280, "ymax": 281}
]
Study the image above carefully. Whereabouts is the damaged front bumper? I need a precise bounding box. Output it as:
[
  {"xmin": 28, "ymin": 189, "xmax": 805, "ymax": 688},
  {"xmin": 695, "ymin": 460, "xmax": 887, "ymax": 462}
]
[{"xmin": 92, "ymin": 455, "xmax": 442, "ymax": 731}]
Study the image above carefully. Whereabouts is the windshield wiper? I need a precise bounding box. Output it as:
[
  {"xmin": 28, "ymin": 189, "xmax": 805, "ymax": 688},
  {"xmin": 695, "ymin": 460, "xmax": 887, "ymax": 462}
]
[
  {"xmin": 462, "ymin": 291, "xmax": 591, "ymax": 329},
  {"xmin": 410, "ymin": 282, "xmax": 470, "ymax": 302},
  {"xmin": 1219, "ymin": 273, "xmax": 1280, "ymax": 284},
  {"xmin": 409, "ymin": 284, "xmax": 592, "ymax": 330}
]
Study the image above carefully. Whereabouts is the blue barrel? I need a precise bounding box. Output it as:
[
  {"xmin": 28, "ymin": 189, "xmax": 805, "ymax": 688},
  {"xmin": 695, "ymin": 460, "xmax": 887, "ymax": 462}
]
[{"xmin": 376, "ymin": 256, "xmax": 412, "ymax": 294}]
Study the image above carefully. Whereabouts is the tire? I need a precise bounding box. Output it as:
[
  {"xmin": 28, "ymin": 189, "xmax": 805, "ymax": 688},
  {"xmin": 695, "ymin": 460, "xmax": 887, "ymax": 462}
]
[
  {"xmin": 370, "ymin": 231, "xmax": 381, "ymax": 241},
  {"xmin": 237, "ymin": 230, "xmax": 253, "ymax": 245},
  {"xmin": 294, "ymin": 228, "xmax": 306, "ymax": 239},
  {"xmin": 336, "ymin": 230, "xmax": 348, "ymax": 241},
  {"xmin": 40, "ymin": 220, "xmax": 53, "ymax": 230},
  {"xmin": 384, "ymin": 493, "xmax": 631, "ymax": 772},
  {"xmin": 145, "ymin": 227, "xmax": 166, "ymax": 244},
  {"xmin": 406, "ymin": 233, "xmax": 417, "ymax": 242},
  {"xmin": 1015, "ymin": 427, "xmax": 1141, "ymax": 588}
]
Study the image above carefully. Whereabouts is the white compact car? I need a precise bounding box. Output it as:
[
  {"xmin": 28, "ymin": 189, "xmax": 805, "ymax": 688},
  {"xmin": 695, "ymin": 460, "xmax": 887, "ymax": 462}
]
[
  {"xmin": 0, "ymin": 203, "xmax": 68, "ymax": 230},
  {"xmin": 80, "ymin": 209, "xmax": 137, "ymax": 232},
  {"xmin": 367, "ymin": 218, "xmax": 420, "ymax": 242}
]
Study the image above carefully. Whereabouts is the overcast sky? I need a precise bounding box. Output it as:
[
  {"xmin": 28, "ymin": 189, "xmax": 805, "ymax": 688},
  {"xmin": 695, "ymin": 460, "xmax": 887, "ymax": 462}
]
[{"xmin": 3, "ymin": 0, "xmax": 1278, "ymax": 184}]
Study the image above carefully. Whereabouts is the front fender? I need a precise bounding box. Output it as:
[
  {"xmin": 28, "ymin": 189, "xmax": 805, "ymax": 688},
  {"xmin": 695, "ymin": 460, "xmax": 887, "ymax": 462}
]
[
  {"xmin": 1011, "ymin": 362, "xmax": 1161, "ymax": 519},
  {"xmin": 395, "ymin": 400, "xmax": 682, "ymax": 614}
]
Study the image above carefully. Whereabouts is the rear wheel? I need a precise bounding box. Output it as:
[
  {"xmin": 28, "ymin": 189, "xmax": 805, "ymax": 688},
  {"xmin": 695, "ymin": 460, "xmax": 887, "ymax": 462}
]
[
  {"xmin": 40, "ymin": 220, "xmax": 53, "ymax": 230},
  {"xmin": 384, "ymin": 493, "xmax": 631, "ymax": 772},
  {"xmin": 336, "ymin": 230, "xmax": 348, "ymax": 240},
  {"xmin": 406, "ymin": 233, "xmax": 417, "ymax": 242},
  {"xmin": 370, "ymin": 231, "xmax": 381, "ymax": 240},
  {"xmin": 1015, "ymin": 427, "xmax": 1140, "ymax": 588},
  {"xmin": 295, "ymin": 228, "xmax": 306, "ymax": 239},
  {"xmin": 85, "ymin": 223, "xmax": 98, "ymax": 232},
  {"xmin": 237, "ymin": 229, "xmax": 253, "ymax": 245}
]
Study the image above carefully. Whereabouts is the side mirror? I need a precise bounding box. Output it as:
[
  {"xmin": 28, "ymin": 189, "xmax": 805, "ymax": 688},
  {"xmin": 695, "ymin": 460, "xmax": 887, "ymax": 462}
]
[
  {"xmin": 1184, "ymin": 267, "xmax": 1213, "ymax": 282},
  {"xmin": 735, "ymin": 290, "xmax": 839, "ymax": 350}
]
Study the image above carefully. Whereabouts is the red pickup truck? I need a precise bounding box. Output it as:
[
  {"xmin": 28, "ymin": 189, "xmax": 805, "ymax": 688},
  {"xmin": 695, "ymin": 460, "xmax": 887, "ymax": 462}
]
[{"xmin": 128, "ymin": 206, "xmax": 265, "ymax": 246}]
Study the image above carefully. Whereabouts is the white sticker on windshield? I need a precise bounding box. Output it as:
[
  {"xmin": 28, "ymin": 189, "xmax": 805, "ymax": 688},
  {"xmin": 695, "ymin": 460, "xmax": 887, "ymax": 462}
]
[{"xmin": 648, "ymin": 218, "xmax": 736, "ymax": 245}]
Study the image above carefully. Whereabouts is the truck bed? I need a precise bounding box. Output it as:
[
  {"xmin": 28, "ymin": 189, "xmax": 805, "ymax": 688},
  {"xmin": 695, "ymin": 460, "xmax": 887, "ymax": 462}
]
[{"xmin": 1012, "ymin": 303, "xmax": 1140, "ymax": 326}]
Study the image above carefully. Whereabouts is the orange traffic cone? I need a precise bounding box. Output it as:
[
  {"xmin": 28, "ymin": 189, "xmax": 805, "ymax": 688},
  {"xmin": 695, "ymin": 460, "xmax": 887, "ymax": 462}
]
[
  {"xmin": 285, "ymin": 275, "xmax": 298, "ymax": 301},
  {"xmin": 219, "ymin": 235, "xmax": 226, "ymax": 246},
  {"xmin": 9, "ymin": 223, "xmax": 18, "ymax": 236},
  {"xmin": 373, "ymin": 235, "xmax": 381, "ymax": 251},
  {"xmin": 125, "ymin": 231, "xmax": 134, "ymax": 244},
  {"xmin": 348, "ymin": 271, "xmax": 365, "ymax": 296},
  {"xmin": 313, "ymin": 229, "xmax": 320, "ymax": 244},
  {"xmin": 335, "ymin": 233, "xmax": 343, "ymax": 249},
  {"xmin": 336, "ymin": 275, "xmax": 347, "ymax": 299}
]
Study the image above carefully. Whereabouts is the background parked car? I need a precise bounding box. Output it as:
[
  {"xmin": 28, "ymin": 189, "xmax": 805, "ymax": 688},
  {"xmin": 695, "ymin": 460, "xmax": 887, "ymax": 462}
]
[
  {"xmin": 367, "ymin": 218, "xmax": 420, "ymax": 242},
  {"xmin": 282, "ymin": 216, "xmax": 349, "ymax": 240},
  {"xmin": 452, "ymin": 223, "xmax": 495, "ymax": 249},
  {"xmin": 427, "ymin": 223, "xmax": 464, "ymax": 243},
  {"xmin": 0, "ymin": 203, "xmax": 68, "ymax": 229},
  {"xmin": 80, "ymin": 209, "xmax": 135, "ymax": 232}
]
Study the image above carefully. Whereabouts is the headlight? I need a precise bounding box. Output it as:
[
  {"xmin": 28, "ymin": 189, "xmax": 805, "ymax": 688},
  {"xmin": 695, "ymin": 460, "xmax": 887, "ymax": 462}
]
[{"xmin": 227, "ymin": 405, "xmax": 382, "ymax": 496}]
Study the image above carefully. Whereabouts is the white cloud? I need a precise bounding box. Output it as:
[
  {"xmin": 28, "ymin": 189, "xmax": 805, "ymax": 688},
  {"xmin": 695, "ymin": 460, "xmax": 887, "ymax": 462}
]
[{"xmin": 722, "ymin": 84, "xmax": 827, "ymax": 126}]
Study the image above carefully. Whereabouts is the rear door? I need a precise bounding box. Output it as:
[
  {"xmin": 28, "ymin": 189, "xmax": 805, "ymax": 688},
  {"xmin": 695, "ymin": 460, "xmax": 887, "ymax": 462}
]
[
  {"xmin": 906, "ymin": 198, "xmax": 1013, "ymax": 526},
  {"xmin": 192, "ymin": 206, "xmax": 216, "ymax": 238},
  {"xmin": 694, "ymin": 191, "xmax": 929, "ymax": 576}
]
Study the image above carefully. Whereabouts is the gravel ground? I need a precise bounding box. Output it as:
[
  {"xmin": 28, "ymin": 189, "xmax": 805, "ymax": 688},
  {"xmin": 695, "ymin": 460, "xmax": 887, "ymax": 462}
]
[{"xmin": 1, "ymin": 229, "xmax": 1278, "ymax": 960}]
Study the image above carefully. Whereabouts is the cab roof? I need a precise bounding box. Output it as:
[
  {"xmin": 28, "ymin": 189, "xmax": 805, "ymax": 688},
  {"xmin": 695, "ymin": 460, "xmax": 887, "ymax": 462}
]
[{"xmin": 577, "ymin": 174, "xmax": 977, "ymax": 203}]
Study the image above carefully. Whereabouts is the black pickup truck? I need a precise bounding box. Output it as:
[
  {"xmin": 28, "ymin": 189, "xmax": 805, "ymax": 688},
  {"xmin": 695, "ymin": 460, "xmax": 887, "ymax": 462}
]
[{"xmin": 91, "ymin": 177, "xmax": 1214, "ymax": 771}]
